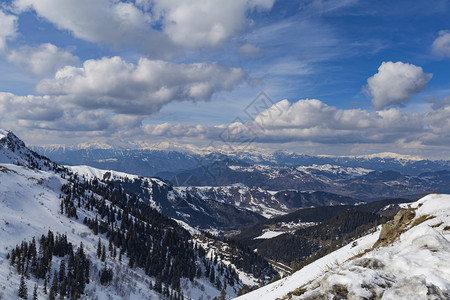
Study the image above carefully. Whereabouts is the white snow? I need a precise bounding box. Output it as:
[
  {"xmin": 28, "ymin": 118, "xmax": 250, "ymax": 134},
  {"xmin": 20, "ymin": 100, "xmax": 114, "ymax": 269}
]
[
  {"xmin": 318, "ymin": 152, "xmax": 424, "ymax": 161},
  {"xmin": 254, "ymin": 230, "xmax": 285, "ymax": 239},
  {"xmin": 68, "ymin": 165, "xmax": 140, "ymax": 181},
  {"xmin": 236, "ymin": 194, "xmax": 450, "ymax": 300},
  {"xmin": 0, "ymin": 163, "xmax": 232, "ymax": 300},
  {"xmin": 235, "ymin": 225, "xmax": 381, "ymax": 300},
  {"xmin": 296, "ymin": 164, "xmax": 373, "ymax": 177},
  {"xmin": 0, "ymin": 129, "xmax": 7, "ymax": 140},
  {"xmin": 173, "ymin": 219, "xmax": 200, "ymax": 235}
]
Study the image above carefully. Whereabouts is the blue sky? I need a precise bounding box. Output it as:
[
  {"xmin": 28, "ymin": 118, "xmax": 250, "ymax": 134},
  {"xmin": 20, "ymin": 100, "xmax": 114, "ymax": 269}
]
[{"xmin": 0, "ymin": 0, "xmax": 449, "ymax": 158}]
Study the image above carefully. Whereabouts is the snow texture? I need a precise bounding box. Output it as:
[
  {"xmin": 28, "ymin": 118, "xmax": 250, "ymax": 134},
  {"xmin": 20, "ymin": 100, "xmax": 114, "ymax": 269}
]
[{"xmin": 236, "ymin": 193, "xmax": 450, "ymax": 300}]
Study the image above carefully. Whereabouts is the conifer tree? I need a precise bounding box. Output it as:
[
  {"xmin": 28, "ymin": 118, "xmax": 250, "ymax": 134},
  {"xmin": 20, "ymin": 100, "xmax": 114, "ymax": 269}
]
[
  {"xmin": 43, "ymin": 278, "xmax": 47, "ymax": 294},
  {"xmin": 32, "ymin": 284, "xmax": 38, "ymax": 300},
  {"xmin": 48, "ymin": 288, "xmax": 55, "ymax": 300},
  {"xmin": 18, "ymin": 274, "xmax": 28, "ymax": 299},
  {"xmin": 101, "ymin": 245, "xmax": 106, "ymax": 262},
  {"xmin": 51, "ymin": 270, "xmax": 58, "ymax": 297},
  {"xmin": 97, "ymin": 238, "xmax": 101, "ymax": 259}
]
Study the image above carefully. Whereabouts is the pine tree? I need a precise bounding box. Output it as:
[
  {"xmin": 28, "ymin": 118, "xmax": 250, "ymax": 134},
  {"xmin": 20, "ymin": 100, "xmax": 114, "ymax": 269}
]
[
  {"xmin": 32, "ymin": 284, "xmax": 38, "ymax": 300},
  {"xmin": 101, "ymin": 245, "xmax": 106, "ymax": 262},
  {"xmin": 51, "ymin": 270, "xmax": 58, "ymax": 297},
  {"xmin": 58, "ymin": 260, "xmax": 66, "ymax": 282},
  {"xmin": 59, "ymin": 276, "xmax": 66, "ymax": 300},
  {"xmin": 48, "ymin": 288, "xmax": 55, "ymax": 300},
  {"xmin": 43, "ymin": 278, "xmax": 47, "ymax": 294},
  {"xmin": 96, "ymin": 238, "xmax": 101, "ymax": 259},
  {"xmin": 18, "ymin": 274, "xmax": 28, "ymax": 299}
]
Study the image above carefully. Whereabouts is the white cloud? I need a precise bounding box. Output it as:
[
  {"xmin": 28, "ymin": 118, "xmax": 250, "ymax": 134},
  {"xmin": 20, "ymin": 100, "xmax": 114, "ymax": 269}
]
[
  {"xmin": 142, "ymin": 98, "xmax": 450, "ymax": 147},
  {"xmin": 366, "ymin": 61, "xmax": 432, "ymax": 110},
  {"xmin": 12, "ymin": 0, "xmax": 170, "ymax": 53},
  {"xmin": 3, "ymin": 92, "xmax": 450, "ymax": 152},
  {"xmin": 152, "ymin": 0, "xmax": 274, "ymax": 48},
  {"xmin": 11, "ymin": 0, "xmax": 275, "ymax": 52},
  {"xmin": 0, "ymin": 92, "xmax": 64, "ymax": 121},
  {"xmin": 251, "ymin": 99, "xmax": 423, "ymax": 143},
  {"xmin": 0, "ymin": 10, "xmax": 18, "ymax": 53},
  {"xmin": 6, "ymin": 43, "xmax": 79, "ymax": 76},
  {"xmin": 35, "ymin": 56, "xmax": 246, "ymax": 115},
  {"xmin": 0, "ymin": 92, "xmax": 144, "ymax": 132},
  {"xmin": 432, "ymin": 30, "xmax": 450, "ymax": 57},
  {"xmin": 20, "ymin": 111, "xmax": 144, "ymax": 132}
]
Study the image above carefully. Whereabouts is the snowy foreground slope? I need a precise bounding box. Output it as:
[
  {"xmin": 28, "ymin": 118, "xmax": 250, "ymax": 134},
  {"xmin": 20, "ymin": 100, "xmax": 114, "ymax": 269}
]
[
  {"xmin": 236, "ymin": 194, "xmax": 450, "ymax": 300},
  {"xmin": 0, "ymin": 162, "xmax": 255, "ymax": 299},
  {"xmin": 0, "ymin": 164, "xmax": 164, "ymax": 299}
]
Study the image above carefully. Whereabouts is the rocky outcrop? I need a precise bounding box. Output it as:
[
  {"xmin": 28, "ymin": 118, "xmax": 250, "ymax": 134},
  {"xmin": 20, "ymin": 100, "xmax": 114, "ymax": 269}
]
[{"xmin": 374, "ymin": 207, "xmax": 416, "ymax": 247}]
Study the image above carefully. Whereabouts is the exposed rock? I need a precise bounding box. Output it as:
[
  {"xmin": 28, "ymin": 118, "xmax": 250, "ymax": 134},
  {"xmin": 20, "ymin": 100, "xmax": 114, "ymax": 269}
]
[{"xmin": 374, "ymin": 208, "xmax": 416, "ymax": 247}]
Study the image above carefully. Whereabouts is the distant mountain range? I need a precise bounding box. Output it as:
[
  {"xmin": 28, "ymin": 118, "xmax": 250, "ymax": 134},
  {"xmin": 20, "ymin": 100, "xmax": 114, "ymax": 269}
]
[
  {"xmin": 33, "ymin": 144, "xmax": 450, "ymax": 176},
  {"xmin": 32, "ymin": 144, "xmax": 450, "ymax": 202}
]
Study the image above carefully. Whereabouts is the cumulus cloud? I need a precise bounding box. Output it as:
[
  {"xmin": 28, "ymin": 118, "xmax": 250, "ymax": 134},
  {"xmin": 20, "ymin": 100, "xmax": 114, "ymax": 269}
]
[
  {"xmin": 6, "ymin": 43, "xmax": 79, "ymax": 76},
  {"xmin": 0, "ymin": 92, "xmax": 144, "ymax": 132},
  {"xmin": 152, "ymin": 0, "xmax": 274, "ymax": 48},
  {"xmin": 0, "ymin": 92, "xmax": 64, "ymax": 121},
  {"xmin": 142, "ymin": 98, "xmax": 450, "ymax": 147},
  {"xmin": 366, "ymin": 61, "xmax": 432, "ymax": 110},
  {"xmin": 12, "ymin": 0, "xmax": 170, "ymax": 53},
  {"xmin": 20, "ymin": 111, "xmax": 144, "ymax": 132},
  {"xmin": 12, "ymin": 0, "xmax": 274, "ymax": 52},
  {"xmin": 3, "ymin": 90, "xmax": 450, "ymax": 150},
  {"xmin": 432, "ymin": 30, "xmax": 450, "ymax": 57},
  {"xmin": 35, "ymin": 56, "xmax": 246, "ymax": 115},
  {"xmin": 249, "ymin": 99, "xmax": 423, "ymax": 143},
  {"xmin": 0, "ymin": 10, "xmax": 18, "ymax": 52}
]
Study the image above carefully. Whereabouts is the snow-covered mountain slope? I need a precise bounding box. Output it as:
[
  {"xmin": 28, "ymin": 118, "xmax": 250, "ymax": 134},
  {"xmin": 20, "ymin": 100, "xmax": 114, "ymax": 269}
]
[
  {"xmin": 235, "ymin": 193, "xmax": 450, "ymax": 300},
  {"xmin": 0, "ymin": 162, "xmax": 273, "ymax": 299},
  {"xmin": 0, "ymin": 164, "xmax": 164, "ymax": 299},
  {"xmin": 68, "ymin": 164, "xmax": 360, "ymax": 230},
  {"xmin": 179, "ymin": 185, "xmax": 359, "ymax": 219},
  {"xmin": 0, "ymin": 129, "xmax": 58, "ymax": 171},
  {"xmin": 163, "ymin": 160, "xmax": 450, "ymax": 201},
  {"xmin": 69, "ymin": 165, "xmax": 141, "ymax": 182},
  {"xmin": 0, "ymin": 131, "xmax": 277, "ymax": 300}
]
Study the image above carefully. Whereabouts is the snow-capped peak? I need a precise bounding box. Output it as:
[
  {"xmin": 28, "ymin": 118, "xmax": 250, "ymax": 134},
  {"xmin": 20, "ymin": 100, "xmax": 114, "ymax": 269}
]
[
  {"xmin": 0, "ymin": 129, "xmax": 55, "ymax": 170},
  {"xmin": 0, "ymin": 128, "xmax": 8, "ymax": 140},
  {"xmin": 319, "ymin": 152, "xmax": 424, "ymax": 162}
]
